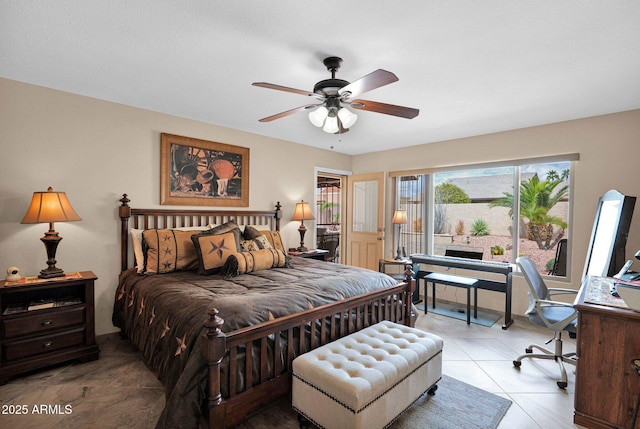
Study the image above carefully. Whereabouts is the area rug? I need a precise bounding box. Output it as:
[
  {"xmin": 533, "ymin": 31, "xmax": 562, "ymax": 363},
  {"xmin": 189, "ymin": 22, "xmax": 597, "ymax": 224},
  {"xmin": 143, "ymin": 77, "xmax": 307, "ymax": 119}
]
[
  {"xmin": 391, "ymin": 375, "xmax": 512, "ymax": 429},
  {"xmin": 237, "ymin": 375, "xmax": 511, "ymax": 429},
  {"xmin": 416, "ymin": 302, "xmax": 501, "ymax": 327}
]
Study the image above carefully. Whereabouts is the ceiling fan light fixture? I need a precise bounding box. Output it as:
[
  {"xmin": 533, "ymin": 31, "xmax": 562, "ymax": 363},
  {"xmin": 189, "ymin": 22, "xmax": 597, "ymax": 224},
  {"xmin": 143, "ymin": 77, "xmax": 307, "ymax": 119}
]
[
  {"xmin": 308, "ymin": 106, "xmax": 328, "ymax": 127},
  {"xmin": 323, "ymin": 115, "xmax": 339, "ymax": 134},
  {"xmin": 337, "ymin": 107, "xmax": 358, "ymax": 128}
]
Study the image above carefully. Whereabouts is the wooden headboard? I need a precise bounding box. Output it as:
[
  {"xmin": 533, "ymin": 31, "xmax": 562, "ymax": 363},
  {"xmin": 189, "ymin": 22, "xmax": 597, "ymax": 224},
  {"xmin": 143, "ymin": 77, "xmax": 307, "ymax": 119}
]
[{"xmin": 118, "ymin": 194, "xmax": 282, "ymax": 272}]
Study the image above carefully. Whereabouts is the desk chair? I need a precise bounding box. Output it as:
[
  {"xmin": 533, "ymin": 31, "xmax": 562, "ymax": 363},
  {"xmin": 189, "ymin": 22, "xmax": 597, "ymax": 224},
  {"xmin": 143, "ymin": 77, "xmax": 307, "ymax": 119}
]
[{"xmin": 513, "ymin": 256, "xmax": 578, "ymax": 389}]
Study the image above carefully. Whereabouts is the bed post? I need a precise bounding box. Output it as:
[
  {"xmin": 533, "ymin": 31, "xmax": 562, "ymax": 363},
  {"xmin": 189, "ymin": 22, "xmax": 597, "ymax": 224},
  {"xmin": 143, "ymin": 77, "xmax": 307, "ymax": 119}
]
[
  {"xmin": 202, "ymin": 308, "xmax": 227, "ymax": 429},
  {"xmin": 274, "ymin": 201, "xmax": 282, "ymax": 231},
  {"xmin": 404, "ymin": 265, "xmax": 416, "ymax": 327},
  {"xmin": 119, "ymin": 194, "xmax": 131, "ymax": 273}
]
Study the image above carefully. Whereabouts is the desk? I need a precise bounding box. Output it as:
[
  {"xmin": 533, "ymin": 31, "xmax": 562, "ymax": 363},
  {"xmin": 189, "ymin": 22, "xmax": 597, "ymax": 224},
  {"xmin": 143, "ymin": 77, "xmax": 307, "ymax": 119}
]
[{"xmin": 573, "ymin": 276, "xmax": 640, "ymax": 429}]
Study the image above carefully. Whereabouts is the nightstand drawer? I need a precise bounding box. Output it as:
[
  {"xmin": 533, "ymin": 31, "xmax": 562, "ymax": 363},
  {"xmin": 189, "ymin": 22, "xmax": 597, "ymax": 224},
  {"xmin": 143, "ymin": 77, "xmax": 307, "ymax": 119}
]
[
  {"xmin": 2, "ymin": 306, "xmax": 85, "ymax": 339},
  {"xmin": 3, "ymin": 327, "xmax": 85, "ymax": 362}
]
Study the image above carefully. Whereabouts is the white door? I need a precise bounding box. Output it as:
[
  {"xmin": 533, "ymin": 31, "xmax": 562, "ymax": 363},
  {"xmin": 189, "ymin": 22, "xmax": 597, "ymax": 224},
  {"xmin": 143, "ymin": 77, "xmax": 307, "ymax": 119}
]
[{"xmin": 346, "ymin": 172, "xmax": 385, "ymax": 270}]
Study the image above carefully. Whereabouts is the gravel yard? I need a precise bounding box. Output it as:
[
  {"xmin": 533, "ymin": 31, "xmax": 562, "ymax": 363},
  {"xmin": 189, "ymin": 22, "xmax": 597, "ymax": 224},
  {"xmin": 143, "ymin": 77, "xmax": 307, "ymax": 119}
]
[{"xmin": 447, "ymin": 234, "xmax": 562, "ymax": 274}]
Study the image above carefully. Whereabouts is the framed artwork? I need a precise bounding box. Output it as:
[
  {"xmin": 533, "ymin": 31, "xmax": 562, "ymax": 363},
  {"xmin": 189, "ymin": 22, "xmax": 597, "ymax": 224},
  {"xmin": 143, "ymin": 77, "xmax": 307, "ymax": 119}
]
[{"xmin": 160, "ymin": 133, "xmax": 249, "ymax": 207}]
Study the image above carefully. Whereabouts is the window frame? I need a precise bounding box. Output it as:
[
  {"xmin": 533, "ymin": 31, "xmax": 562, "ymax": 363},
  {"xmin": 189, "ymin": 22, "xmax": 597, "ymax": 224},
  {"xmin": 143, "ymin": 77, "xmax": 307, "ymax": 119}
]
[{"xmin": 393, "ymin": 155, "xmax": 576, "ymax": 280}]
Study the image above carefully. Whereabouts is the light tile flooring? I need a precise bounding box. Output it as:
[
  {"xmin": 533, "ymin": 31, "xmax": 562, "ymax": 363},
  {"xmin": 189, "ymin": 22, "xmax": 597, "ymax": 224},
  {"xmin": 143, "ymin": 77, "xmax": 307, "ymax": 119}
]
[
  {"xmin": 0, "ymin": 309, "xmax": 585, "ymax": 429},
  {"xmin": 414, "ymin": 308, "xmax": 583, "ymax": 429}
]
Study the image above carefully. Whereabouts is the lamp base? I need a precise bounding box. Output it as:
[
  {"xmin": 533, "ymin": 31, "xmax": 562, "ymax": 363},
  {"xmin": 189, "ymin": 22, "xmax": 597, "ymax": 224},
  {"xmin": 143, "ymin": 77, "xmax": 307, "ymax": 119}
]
[
  {"xmin": 39, "ymin": 230, "xmax": 65, "ymax": 279},
  {"xmin": 395, "ymin": 247, "xmax": 403, "ymax": 260},
  {"xmin": 39, "ymin": 267, "xmax": 65, "ymax": 279},
  {"xmin": 297, "ymin": 225, "xmax": 308, "ymax": 253}
]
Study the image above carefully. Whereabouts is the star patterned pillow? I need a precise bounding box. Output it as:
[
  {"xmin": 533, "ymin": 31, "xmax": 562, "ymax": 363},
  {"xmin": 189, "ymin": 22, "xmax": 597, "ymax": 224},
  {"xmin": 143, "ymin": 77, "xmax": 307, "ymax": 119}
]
[
  {"xmin": 191, "ymin": 231, "xmax": 239, "ymax": 275},
  {"xmin": 142, "ymin": 229, "xmax": 200, "ymax": 274}
]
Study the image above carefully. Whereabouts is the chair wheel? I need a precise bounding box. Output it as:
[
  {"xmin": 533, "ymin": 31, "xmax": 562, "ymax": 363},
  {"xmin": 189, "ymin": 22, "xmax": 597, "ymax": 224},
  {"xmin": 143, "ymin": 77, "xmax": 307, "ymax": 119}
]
[
  {"xmin": 557, "ymin": 381, "xmax": 567, "ymax": 389},
  {"xmin": 513, "ymin": 360, "xmax": 521, "ymax": 368},
  {"xmin": 525, "ymin": 348, "xmax": 533, "ymax": 353},
  {"xmin": 427, "ymin": 384, "xmax": 438, "ymax": 395}
]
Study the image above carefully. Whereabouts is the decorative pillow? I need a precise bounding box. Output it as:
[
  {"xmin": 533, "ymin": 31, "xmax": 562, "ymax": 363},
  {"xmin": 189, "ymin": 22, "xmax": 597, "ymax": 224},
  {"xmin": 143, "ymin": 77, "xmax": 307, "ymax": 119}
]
[
  {"xmin": 221, "ymin": 248, "xmax": 289, "ymax": 278},
  {"xmin": 142, "ymin": 229, "xmax": 201, "ymax": 274},
  {"xmin": 240, "ymin": 235, "xmax": 273, "ymax": 252},
  {"xmin": 260, "ymin": 230, "xmax": 287, "ymax": 254},
  {"xmin": 131, "ymin": 228, "xmax": 145, "ymax": 272},
  {"xmin": 198, "ymin": 221, "xmax": 243, "ymax": 252},
  {"xmin": 131, "ymin": 226, "xmax": 210, "ymax": 273},
  {"xmin": 242, "ymin": 224, "xmax": 271, "ymax": 238},
  {"xmin": 191, "ymin": 231, "xmax": 239, "ymax": 275}
]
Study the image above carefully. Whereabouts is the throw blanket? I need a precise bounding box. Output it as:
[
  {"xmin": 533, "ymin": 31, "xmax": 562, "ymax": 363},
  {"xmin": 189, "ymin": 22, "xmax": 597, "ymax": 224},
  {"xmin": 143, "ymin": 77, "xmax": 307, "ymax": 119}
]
[{"xmin": 112, "ymin": 258, "xmax": 398, "ymax": 429}]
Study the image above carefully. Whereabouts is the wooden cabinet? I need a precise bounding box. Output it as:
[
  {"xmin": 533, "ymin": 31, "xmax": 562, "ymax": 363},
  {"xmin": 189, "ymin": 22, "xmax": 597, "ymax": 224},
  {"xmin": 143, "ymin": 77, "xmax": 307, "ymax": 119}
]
[
  {"xmin": 0, "ymin": 271, "xmax": 100, "ymax": 384},
  {"xmin": 574, "ymin": 276, "xmax": 640, "ymax": 429}
]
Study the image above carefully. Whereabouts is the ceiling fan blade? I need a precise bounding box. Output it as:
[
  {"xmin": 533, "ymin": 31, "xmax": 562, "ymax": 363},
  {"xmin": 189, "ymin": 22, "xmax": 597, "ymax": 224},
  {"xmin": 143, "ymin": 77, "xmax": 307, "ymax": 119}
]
[
  {"xmin": 350, "ymin": 99, "xmax": 419, "ymax": 119},
  {"xmin": 252, "ymin": 82, "xmax": 321, "ymax": 98},
  {"xmin": 258, "ymin": 104, "xmax": 321, "ymax": 122},
  {"xmin": 339, "ymin": 69, "xmax": 398, "ymax": 98}
]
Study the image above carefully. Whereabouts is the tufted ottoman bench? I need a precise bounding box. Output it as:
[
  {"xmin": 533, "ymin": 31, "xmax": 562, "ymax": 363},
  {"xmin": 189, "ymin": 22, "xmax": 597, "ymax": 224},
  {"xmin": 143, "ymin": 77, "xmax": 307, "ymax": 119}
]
[{"xmin": 292, "ymin": 320, "xmax": 443, "ymax": 429}]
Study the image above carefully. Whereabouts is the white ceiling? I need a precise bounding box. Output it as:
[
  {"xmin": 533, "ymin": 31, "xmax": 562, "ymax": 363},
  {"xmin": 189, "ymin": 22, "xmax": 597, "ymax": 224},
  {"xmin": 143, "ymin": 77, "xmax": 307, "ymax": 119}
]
[{"xmin": 2, "ymin": 1, "xmax": 640, "ymax": 155}]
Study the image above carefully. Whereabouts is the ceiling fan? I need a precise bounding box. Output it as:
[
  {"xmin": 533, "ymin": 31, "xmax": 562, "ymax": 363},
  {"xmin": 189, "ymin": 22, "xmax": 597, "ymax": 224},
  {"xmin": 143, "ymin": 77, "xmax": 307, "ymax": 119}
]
[{"xmin": 252, "ymin": 56, "xmax": 419, "ymax": 134}]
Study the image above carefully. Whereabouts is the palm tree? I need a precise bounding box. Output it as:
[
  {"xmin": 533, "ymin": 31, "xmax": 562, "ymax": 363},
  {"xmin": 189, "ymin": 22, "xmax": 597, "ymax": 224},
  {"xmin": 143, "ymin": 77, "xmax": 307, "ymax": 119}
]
[{"xmin": 489, "ymin": 174, "xmax": 568, "ymax": 250}]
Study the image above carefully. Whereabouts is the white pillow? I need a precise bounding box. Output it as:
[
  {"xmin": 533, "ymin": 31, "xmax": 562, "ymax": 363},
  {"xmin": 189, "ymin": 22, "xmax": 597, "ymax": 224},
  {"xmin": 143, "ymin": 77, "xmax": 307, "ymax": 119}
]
[{"xmin": 130, "ymin": 226, "xmax": 211, "ymax": 273}]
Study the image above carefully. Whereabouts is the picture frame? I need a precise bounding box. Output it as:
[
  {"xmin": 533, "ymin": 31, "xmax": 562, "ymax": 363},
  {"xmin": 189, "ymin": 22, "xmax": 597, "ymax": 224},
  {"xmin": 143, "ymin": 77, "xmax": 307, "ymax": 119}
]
[{"xmin": 160, "ymin": 133, "xmax": 249, "ymax": 207}]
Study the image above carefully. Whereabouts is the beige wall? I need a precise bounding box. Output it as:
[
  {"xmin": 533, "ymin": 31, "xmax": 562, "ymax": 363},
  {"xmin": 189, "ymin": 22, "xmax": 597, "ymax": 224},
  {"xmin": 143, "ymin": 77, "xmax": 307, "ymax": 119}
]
[
  {"xmin": 353, "ymin": 110, "xmax": 640, "ymax": 315},
  {"xmin": 0, "ymin": 78, "xmax": 351, "ymax": 335},
  {"xmin": 2, "ymin": 77, "xmax": 639, "ymax": 333}
]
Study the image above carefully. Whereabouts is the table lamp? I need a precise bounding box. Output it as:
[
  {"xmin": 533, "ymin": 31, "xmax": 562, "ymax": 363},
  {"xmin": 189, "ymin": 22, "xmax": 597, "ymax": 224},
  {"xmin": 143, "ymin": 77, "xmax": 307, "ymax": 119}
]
[
  {"xmin": 21, "ymin": 187, "xmax": 82, "ymax": 278},
  {"xmin": 392, "ymin": 209, "xmax": 407, "ymax": 260},
  {"xmin": 292, "ymin": 200, "xmax": 315, "ymax": 252}
]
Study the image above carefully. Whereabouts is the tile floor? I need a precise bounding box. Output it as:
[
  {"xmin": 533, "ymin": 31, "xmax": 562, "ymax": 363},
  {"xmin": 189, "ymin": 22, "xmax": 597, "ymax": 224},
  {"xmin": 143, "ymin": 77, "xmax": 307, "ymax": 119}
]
[
  {"xmin": 0, "ymin": 309, "xmax": 585, "ymax": 429},
  {"xmin": 414, "ymin": 307, "xmax": 582, "ymax": 429}
]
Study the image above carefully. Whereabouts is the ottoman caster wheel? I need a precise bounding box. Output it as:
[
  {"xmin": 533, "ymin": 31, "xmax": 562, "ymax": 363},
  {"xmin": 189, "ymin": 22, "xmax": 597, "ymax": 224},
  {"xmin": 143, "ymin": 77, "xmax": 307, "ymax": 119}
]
[
  {"xmin": 427, "ymin": 384, "xmax": 438, "ymax": 395},
  {"xmin": 297, "ymin": 413, "xmax": 311, "ymax": 429}
]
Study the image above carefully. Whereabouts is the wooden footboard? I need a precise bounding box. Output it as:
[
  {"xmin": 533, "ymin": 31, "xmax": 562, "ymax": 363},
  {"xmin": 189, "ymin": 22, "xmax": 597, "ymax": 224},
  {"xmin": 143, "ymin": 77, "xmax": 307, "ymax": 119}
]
[{"xmin": 201, "ymin": 268, "xmax": 415, "ymax": 429}]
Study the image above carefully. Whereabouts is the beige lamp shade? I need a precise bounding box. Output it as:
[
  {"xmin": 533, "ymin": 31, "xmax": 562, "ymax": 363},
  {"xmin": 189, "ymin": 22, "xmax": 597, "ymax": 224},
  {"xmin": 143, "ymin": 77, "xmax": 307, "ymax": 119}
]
[
  {"xmin": 392, "ymin": 209, "xmax": 407, "ymax": 225},
  {"xmin": 292, "ymin": 201, "xmax": 315, "ymax": 221},
  {"xmin": 21, "ymin": 187, "xmax": 82, "ymax": 224}
]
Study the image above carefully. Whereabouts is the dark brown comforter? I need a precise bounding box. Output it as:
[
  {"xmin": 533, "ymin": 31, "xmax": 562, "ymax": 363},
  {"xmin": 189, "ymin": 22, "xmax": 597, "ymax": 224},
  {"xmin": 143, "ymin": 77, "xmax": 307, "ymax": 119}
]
[{"xmin": 112, "ymin": 257, "xmax": 397, "ymax": 429}]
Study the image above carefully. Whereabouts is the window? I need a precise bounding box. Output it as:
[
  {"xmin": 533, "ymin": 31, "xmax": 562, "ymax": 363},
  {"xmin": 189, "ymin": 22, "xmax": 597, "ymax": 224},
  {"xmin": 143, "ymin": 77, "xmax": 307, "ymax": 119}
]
[{"xmin": 396, "ymin": 159, "xmax": 572, "ymax": 277}]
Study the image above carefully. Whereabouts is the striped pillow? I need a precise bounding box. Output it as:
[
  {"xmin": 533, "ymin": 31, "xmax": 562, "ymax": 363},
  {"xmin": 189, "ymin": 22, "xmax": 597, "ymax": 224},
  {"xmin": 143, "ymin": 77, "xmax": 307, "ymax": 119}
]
[{"xmin": 221, "ymin": 248, "xmax": 289, "ymax": 278}]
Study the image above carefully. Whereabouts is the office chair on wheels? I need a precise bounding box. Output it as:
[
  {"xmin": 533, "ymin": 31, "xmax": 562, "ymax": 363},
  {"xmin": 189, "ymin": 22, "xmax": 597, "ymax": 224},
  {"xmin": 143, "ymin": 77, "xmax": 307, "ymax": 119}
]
[{"xmin": 513, "ymin": 256, "xmax": 578, "ymax": 389}]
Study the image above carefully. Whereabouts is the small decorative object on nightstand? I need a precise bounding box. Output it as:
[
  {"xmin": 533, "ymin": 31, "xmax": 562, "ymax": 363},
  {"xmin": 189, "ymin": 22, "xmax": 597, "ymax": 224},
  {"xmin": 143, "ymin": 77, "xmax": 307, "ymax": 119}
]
[
  {"xmin": 291, "ymin": 200, "xmax": 315, "ymax": 252},
  {"xmin": 5, "ymin": 266, "xmax": 21, "ymax": 282},
  {"xmin": 0, "ymin": 271, "xmax": 99, "ymax": 384},
  {"xmin": 21, "ymin": 187, "xmax": 82, "ymax": 279}
]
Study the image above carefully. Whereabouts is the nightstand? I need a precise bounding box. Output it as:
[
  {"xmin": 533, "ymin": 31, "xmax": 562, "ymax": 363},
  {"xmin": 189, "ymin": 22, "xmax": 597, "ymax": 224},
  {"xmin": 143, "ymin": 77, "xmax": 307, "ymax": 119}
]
[
  {"xmin": 0, "ymin": 271, "xmax": 100, "ymax": 384},
  {"xmin": 379, "ymin": 259, "xmax": 422, "ymax": 304},
  {"xmin": 289, "ymin": 249, "xmax": 329, "ymax": 261}
]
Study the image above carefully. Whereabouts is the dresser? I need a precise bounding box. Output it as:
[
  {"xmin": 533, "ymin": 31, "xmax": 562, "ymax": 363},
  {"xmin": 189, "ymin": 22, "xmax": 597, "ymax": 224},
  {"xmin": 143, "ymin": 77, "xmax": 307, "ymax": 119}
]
[
  {"xmin": 574, "ymin": 276, "xmax": 640, "ymax": 428},
  {"xmin": 0, "ymin": 271, "xmax": 100, "ymax": 384}
]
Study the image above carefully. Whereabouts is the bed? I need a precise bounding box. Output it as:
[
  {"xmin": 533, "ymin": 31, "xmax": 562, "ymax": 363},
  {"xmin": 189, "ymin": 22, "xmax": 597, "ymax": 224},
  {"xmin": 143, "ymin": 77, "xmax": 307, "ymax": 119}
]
[{"xmin": 113, "ymin": 194, "xmax": 415, "ymax": 429}]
